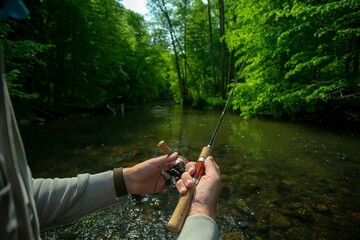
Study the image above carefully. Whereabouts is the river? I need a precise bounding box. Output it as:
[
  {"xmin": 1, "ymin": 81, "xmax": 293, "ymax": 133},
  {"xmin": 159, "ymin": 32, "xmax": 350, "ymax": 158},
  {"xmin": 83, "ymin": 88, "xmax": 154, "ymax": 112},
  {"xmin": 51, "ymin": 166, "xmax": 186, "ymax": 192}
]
[{"xmin": 19, "ymin": 104, "xmax": 360, "ymax": 239}]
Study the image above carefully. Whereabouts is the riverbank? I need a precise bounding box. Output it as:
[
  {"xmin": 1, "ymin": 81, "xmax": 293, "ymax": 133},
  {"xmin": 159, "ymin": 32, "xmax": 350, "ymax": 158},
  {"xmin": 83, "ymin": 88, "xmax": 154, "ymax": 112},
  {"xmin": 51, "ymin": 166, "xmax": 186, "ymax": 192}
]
[{"xmin": 13, "ymin": 98, "xmax": 360, "ymax": 130}]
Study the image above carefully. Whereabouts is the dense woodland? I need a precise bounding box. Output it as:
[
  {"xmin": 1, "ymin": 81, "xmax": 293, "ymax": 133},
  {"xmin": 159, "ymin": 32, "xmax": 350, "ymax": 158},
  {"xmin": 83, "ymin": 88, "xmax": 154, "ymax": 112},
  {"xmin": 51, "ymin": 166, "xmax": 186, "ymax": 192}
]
[{"xmin": 1, "ymin": 0, "xmax": 359, "ymax": 122}]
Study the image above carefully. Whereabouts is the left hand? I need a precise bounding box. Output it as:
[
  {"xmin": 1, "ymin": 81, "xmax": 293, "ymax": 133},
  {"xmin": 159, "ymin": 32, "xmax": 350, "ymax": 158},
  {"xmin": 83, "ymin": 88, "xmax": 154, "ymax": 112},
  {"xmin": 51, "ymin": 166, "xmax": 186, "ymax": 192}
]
[{"xmin": 123, "ymin": 152, "xmax": 179, "ymax": 194}]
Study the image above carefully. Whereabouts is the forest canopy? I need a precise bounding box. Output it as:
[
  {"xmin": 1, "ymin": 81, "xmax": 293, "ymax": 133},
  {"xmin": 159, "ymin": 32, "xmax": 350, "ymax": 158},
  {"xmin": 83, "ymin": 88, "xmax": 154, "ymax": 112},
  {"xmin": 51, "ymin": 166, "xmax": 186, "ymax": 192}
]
[{"xmin": 1, "ymin": 0, "xmax": 359, "ymax": 122}]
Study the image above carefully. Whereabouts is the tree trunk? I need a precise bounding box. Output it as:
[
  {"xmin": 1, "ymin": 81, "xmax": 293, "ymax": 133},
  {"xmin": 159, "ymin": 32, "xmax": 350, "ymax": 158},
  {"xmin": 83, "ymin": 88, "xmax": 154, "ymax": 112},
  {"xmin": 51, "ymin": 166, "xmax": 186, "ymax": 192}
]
[
  {"xmin": 353, "ymin": 38, "xmax": 359, "ymax": 80},
  {"xmin": 227, "ymin": 50, "xmax": 235, "ymax": 85},
  {"xmin": 207, "ymin": 0, "xmax": 216, "ymax": 93},
  {"xmin": 185, "ymin": 60, "xmax": 200, "ymax": 100},
  {"xmin": 157, "ymin": 0, "xmax": 186, "ymax": 100},
  {"xmin": 219, "ymin": 0, "xmax": 226, "ymax": 98}
]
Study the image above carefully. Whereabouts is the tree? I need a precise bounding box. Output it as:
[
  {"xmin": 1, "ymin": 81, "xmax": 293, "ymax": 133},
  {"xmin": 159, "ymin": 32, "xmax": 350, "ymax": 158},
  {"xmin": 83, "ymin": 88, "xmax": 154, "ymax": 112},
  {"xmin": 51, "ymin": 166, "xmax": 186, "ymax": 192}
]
[
  {"xmin": 207, "ymin": 0, "xmax": 217, "ymax": 93},
  {"xmin": 219, "ymin": 0, "xmax": 226, "ymax": 98},
  {"xmin": 3, "ymin": 0, "xmax": 174, "ymax": 111},
  {"xmin": 149, "ymin": 0, "xmax": 187, "ymax": 103}
]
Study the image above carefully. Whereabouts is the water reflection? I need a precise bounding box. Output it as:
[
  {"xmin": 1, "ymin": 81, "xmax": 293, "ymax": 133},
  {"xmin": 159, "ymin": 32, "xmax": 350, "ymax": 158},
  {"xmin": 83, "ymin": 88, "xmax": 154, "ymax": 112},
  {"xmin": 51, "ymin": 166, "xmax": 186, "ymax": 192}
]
[{"xmin": 20, "ymin": 105, "xmax": 360, "ymax": 239}]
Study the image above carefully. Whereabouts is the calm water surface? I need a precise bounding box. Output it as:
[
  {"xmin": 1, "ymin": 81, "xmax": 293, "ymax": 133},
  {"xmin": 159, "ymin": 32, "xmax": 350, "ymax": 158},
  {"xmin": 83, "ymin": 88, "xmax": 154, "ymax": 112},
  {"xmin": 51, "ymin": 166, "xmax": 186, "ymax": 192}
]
[{"xmin": 20, "ymin": 105, "xmax": 360, "ymax": 239}]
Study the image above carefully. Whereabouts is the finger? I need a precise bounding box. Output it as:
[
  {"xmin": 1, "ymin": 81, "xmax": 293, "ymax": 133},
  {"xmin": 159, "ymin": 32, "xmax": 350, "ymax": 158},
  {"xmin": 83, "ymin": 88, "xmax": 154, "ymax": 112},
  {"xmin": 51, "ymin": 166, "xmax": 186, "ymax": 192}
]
[
  {"xmin": 182, "ymin": 172, "xmax": 194, "ymax": 188},
  {"xmin": 168, "ymin": 152, "xmax": 179, "ymax": 161},
  {"xmin": 204, "ymin": 156, "xmax": 220, "ymax": 176},
  {"xmin": 185, "ymin": 162, "xmax": 196, "ymax": 175},
  {"xmin": 176, "ymin": 179, "xmax": 187, "ymax": 194},
  {"xmin": 156, "ymin": 152, "xmax": 179, "ymax": 162},
  {"xmin": 162, "ymin": 152, "xmax": 179, "ymax": 169}
]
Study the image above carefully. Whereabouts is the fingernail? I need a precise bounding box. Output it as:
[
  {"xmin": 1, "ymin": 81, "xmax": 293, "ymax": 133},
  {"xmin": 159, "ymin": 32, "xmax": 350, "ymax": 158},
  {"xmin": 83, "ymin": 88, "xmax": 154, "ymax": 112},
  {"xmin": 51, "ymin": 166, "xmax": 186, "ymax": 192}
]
[{"xmin": 185, "ymin": 179, "xmax": 193, "ymax": 186}]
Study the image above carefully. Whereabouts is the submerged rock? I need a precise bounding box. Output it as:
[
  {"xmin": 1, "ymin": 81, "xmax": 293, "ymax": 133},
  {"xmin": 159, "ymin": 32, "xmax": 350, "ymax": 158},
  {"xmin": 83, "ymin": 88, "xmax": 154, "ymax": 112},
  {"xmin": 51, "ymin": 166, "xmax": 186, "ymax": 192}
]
[
  {"xmin": 243, "ymin": 182, "xmax": 261, "ymax": 195},
  {"xmin": 239, "ymin": 221, "xmax": 250, "ymax": 229},
  {"xmin": 269, "ymin": 213, "xmax": 291, "ymax": 228},
  {"xmin": 108, "ymin": 231, "xmax": 122, "ymax": 240},
  {"xmin": 236, "ymin": 199, "xmax": 254, "ymax": 216},
  {"xmin": 297, "ymin": 208, "xmax": 314, "ymax": 222},
  {"xmin": 276, "ymin": 181, "xmax": 292, "ymax": 194},
  {"xmin": 351, "ymin": 212, "xmax": 360, "ymax": 220},
  {"xmin": 93, "ymin": 233, "xmax": 106, "ymax": 240},
  {"xmin": 312, "ymin": 201, "xmax": 330, "ymax": 212},
  {"xmin": 221, "ymin": 231, "xmax": 246, "ymax": 240}
]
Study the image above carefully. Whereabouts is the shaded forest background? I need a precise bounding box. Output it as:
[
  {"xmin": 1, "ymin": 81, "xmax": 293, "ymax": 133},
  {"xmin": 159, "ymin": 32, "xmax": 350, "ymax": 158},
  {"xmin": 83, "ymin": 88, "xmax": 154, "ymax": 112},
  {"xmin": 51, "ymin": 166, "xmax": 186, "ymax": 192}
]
[{"xmin": 1, "ymin": 0, "xmax": 359, "ymax": 123}]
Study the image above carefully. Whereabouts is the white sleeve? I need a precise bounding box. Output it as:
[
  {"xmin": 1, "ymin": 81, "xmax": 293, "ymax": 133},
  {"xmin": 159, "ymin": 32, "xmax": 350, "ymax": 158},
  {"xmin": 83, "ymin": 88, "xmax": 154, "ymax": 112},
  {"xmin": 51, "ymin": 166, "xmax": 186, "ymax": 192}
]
[
  {"xmin": 177, "ymin": 214, "xmax": 219, "ymax": 240},
  {"xmin": 33, "ymin": 171, "xmax": 118, "ymax": 230}
]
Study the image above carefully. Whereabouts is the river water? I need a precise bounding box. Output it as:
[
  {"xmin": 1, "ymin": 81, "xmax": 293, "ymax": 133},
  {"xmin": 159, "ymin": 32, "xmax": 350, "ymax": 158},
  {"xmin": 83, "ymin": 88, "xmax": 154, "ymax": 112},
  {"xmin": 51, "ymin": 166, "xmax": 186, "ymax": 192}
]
[{"xmin": 20, "ymin": 105, "xmax": 360, "ymax": 239}]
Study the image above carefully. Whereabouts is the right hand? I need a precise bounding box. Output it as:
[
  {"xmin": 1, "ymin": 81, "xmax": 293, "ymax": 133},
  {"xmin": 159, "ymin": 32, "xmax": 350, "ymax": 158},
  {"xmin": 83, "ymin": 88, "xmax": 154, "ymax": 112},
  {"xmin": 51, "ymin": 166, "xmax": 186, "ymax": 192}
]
[{"xmin": 176, "ymin": 156, "xmax": 222, "ymax": 220}]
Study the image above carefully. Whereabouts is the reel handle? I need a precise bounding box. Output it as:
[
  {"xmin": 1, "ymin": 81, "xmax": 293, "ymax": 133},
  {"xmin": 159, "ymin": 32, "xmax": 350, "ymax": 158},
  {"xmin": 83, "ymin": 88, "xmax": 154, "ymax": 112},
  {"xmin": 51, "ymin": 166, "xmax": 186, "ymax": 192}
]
[
  {"xmin": 166, "ymin": 146, "xmax": 211, "ymax": 233},
  {"xmin": 157, "ymin": 140, "xmax": 171, "ymax": 155}
]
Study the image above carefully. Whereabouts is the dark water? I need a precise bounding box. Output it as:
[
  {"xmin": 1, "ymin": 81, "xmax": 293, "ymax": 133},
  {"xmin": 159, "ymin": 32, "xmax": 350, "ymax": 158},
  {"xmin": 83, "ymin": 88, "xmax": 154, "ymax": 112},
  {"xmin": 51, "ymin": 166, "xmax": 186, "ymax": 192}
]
[{"xmin": 20, "ymin": 105, "xmax": 360, "ymax": 239}]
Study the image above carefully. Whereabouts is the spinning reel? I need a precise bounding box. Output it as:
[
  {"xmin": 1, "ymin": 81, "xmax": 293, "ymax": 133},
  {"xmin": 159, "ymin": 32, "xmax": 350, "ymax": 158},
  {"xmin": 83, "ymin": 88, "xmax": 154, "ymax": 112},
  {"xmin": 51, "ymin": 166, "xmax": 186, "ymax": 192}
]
[{"xmin": 157, "ymin": 141, "xmax": 188, "ymax": 192}]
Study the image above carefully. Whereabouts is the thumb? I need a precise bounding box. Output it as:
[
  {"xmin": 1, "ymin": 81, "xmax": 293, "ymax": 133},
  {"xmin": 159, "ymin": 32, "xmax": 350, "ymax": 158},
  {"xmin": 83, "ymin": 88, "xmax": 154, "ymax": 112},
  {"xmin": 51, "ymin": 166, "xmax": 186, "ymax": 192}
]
[{"xmin": 204, "ymin": 156, "xmax": 220, "ymax": 176}]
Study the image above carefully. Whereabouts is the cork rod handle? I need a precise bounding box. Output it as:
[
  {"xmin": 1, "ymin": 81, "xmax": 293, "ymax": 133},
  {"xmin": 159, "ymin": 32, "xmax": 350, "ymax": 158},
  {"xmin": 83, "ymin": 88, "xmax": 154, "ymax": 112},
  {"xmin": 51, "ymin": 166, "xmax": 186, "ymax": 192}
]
[{"xmin": 166, "ymin": 146, "xmax": 211, "ymax": 233}]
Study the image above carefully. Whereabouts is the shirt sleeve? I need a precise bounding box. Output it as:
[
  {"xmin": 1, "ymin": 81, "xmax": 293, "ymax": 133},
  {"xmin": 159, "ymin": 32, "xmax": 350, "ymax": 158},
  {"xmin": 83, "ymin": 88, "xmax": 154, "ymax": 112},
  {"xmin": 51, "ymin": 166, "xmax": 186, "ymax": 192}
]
[
  {"xmin": 177, "ymin": 214, "xmax": 219, "ymax": 240},
  {"xmin": 32, "ymin": 170, "xmax": 118, "ymax": 231}
]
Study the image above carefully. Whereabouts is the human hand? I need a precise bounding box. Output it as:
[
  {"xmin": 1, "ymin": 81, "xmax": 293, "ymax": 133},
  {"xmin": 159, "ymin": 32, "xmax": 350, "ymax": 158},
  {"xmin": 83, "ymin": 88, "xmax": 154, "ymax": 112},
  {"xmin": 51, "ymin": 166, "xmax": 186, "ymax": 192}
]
[
  {"xmin": 123, "ymin": 152, "xmax": 179, "ymax": 194},
  {"xmin": 176, "ymin": 156, "xmax": 222, "ymax": 220}
]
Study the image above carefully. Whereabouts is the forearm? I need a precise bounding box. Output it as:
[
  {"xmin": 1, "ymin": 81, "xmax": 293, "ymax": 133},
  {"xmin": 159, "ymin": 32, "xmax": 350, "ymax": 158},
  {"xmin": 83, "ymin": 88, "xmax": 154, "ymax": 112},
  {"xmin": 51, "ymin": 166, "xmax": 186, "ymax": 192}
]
[{"xmin": 33, "ymin": 171, "xmax": 118, "ymax": 231}]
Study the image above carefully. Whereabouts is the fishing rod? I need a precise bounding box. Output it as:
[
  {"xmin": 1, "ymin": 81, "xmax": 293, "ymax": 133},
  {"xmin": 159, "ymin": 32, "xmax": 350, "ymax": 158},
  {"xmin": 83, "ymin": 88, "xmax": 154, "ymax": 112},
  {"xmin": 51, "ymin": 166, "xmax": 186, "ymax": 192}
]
[{"xmin": 166, "ymin": 58, "xmax": 247, "ymax": 233}]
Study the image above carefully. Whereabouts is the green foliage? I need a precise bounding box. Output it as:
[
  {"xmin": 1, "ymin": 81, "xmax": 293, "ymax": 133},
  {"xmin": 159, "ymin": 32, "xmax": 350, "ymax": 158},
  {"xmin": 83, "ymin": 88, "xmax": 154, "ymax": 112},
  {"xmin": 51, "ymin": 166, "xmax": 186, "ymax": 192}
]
[
  {"xmin": 227, "ymin": 0, "xmax": 360, "ymax": 119},
  {"xmin": 5, "ymin": 69, "xmax": 37, "ymax": 99},
  {"xmin": 206, "ymin": 97, "xmax": 226, "ymax": 108},
  {"xmin": 1, "ymin": 20, "xmax": 52, "ymax": 99},
  {"xmin": 147, "ymin": 0, "xmax": 223, "ymax": 105},
  {"xmin": 3, "ymin": 0, "xmax": 359, "ymax": 121},
  {"xmin": 3, "ymin": 0, "xmax": 174, "ymax": 107}
]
